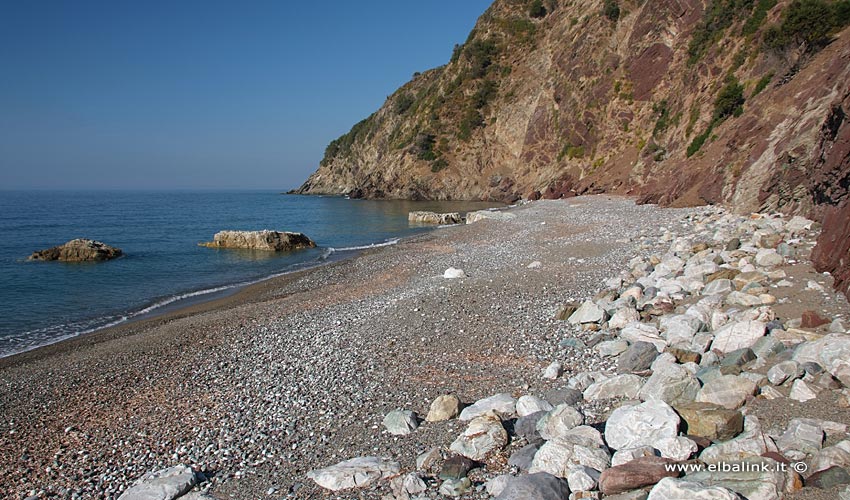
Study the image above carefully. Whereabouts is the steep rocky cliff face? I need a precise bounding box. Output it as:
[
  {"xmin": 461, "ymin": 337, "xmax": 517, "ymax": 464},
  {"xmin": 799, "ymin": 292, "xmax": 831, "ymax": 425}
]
[{"xmin": 295, "ymin": 0, "xmax": 850, "ymax": 297}]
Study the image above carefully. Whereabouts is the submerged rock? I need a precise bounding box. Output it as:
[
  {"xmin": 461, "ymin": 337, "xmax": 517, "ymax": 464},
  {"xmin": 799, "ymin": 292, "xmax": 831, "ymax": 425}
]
[
  {"xmin": 29, "ymin": 238, "xmax": 123, "ymax": 262},
  {"xmin": 200, "ymin": 230, "xmax": 315, "ymax": 251}
]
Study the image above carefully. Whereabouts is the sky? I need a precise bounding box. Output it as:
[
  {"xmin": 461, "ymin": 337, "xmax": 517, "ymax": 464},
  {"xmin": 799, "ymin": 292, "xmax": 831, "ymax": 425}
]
[{"xmin": 0, "ymin": 1, "xmax": 492, "ymax": 190}]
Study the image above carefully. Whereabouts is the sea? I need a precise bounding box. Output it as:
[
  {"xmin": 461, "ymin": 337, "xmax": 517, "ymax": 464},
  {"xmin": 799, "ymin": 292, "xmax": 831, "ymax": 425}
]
[{"xmin": 0, "ymin": 190, "xmax": 499, "ymax": 358}]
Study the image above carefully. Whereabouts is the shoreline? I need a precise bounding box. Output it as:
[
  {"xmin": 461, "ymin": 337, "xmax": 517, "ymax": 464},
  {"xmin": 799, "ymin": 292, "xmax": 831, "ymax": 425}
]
[
  {"xmin": 4, "ymin": 195, "xmax": 847, "ymax": 500},
  {"xmin": 0, "ymin": 235, "xmax": 414, "ymax": 370}
]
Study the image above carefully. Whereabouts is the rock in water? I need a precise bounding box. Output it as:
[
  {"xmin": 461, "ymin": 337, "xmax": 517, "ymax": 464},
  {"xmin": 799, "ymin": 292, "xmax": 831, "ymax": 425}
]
[
  {"xmin": 29, "ymin": 238, "xmax": 123, "ymax": 262},
  {"xmin": 307, "ymin": 456, "xmax": 400, "ymax": 491},
  {"xmin": 200, "ymin": 230, "xmax": 315, "ymax": 251},
  {"xmin": 408, "ymin": 211, "xmax": 461, "ymax": 225},
  {"xmin": 117, "ymin": 465, "xmax": 197, "ymax": 500}
]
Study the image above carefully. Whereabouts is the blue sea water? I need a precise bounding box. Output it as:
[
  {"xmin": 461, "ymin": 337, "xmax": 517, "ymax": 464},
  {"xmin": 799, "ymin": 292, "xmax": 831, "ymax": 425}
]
[{"xmin": 0, "ymin": 191, "xmax": 498, "ymax": 357}]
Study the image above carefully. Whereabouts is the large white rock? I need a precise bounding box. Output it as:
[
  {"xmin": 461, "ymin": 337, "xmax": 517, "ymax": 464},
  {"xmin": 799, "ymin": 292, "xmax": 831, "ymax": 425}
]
[
  {"xmin": 568, "ymin": 301, "xmax": 608, "ymax": 325},
  {"xmin": 530, "ymin": 431, "xmax": 611, "ymax": 477},
  {"xmin": 710, "ymin": 321, "xmax": 766, "ymax": 353},
  {"xmin": 755, "ymin": 249, "xmax": 784, "ymax": 267},
  {"xmin": 459, "ymin": 393, "xmax": 517, "ymax": 420},
  {"xmin": 584, "ymin": 374, "xmax": 645, "ymax": 401},
  {"xmin": 604, "ymin": 400, "xmax": 680, "ymax": 451},
  {"xmin": 517, "ymin": 395, "xmax": 554, "ymax": 417},
  {"xmin": 767, "ymin": 361, "xmax": 803, "ymax": 385},
  {"xmin": 660, "ymin": 314, "xmax": 703, "ymax": 347},
  {"xmin": 611, "ymin": 445, "xmax": 657, "ymax": 466},
  {"xmin": 792, "ymin": 334, "xmax": 850, "ymax": 386},
  {"xmin": 567, "ymin": 465, "xmax": 600, "ymax": 492},
  {"xmin": 449, "ymin": 412, "xmax": 508, "ymax": 460},
  {"xmin": 536, "ymin": 404, "xmax": 585, "ymax": 440},
  {"xmin": 117, "ymin": 465, "xmax": 197, "ymax": 500},
  {"xmin": 648, "ymin": 477, "xmax": 739, "ymax": 500},
  {"xmin": 789, "ymin": 379, "xmax": 820, "ymax": 402},
  {"xmin": 307, "ymin": 457, "xmax": 400, "ymax": 491}
]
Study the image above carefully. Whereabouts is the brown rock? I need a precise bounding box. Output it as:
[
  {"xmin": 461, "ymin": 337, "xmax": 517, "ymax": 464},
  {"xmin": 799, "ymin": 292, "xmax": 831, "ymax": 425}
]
[
  {"xmin": 665, "ymin": 347, "xmax": 702, "ymax": 364},
  {"xmin": 200, "ymin": 230, "xmax": 315, "ymax": 252},
  {"xmin": 554, "ymin": 303, "xmax": 579, "ymax": 321},
  {"xmin": 674, "ymin": 402, "xmax": 744, "ymax": 441},
  {"xmin": 599, "ymin": 456, "xmax": 680, "ymax": 495},
  {"xmin": 29, "ymin": 238, "xmax": 123, "ymax": 262},
  {"xmin": 800, "ymin": 310, "xmax": 830, "ymax": 329},
  {"xmin": 706, "ymin": 268, "xmax": 740, "ymax": 283}
]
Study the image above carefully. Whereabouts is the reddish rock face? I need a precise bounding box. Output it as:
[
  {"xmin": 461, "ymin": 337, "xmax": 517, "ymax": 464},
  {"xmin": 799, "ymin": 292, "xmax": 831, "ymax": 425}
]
[
  {"xmin": 801, "ymin": 310, "xmax": 831, "ymax": 329},
  {"xmin": 812, "ymin": 201, "xmax": 850, "ymax": 301},
  {"xmin": 598, "ymin": 456, "xmax": 680, "ymax": 495}
]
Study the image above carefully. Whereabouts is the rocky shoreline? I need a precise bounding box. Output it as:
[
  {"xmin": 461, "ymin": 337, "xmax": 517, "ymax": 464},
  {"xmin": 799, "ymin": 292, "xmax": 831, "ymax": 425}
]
[{"xmin": 2, "ymin": 196, "xmax": 848, "ymax": 500}]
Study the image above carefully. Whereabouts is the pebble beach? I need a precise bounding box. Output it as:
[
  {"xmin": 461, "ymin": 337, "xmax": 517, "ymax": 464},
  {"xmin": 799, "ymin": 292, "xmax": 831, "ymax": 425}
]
[{"xmin": 2, "ymin": 196, "xmax": 850, "ymax": 500}]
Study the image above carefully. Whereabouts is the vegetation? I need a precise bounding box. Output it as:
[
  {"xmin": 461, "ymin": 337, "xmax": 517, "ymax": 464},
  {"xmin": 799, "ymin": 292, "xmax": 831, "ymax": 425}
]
[
  {"xmin": 751, "ymin": 72, "xmax": 774, "ymax": 96},
  {"xmin": 603, "ymin": 0, "xmax": 620, "ymax": 21},
  {"xmin": 415, "ymin": 134, "xmax": 437, "ymax": 160},
  {"xmin": 431, "ymin": 157, "xmax": 448, "ymax": 173},
  {"xmin": 742, "ymin": 0, "xmax": 778, "ymax": 35},
  {"xmin": 687, "ymin": 0, "xmax": 754, "ymax": 65},
  {"xmin": 394, "ymin": 93, "xmax": 415, "ymax": 115},
  {"xmin": 529, "ymin": 0, "xmax": 548, "ymax": 18},
  {"xmin": 652, "ymin": 100, "xmax": 671, "ymax": 136},
  {"xmin": 451, "ymin": 44, "xmax": 463, "ymax": 63},
  {"xmin": 764, "ymin": 0, "xmax": 850, "ymax": 53},
  {"xmin": 473, "ymin": 80, "xmax": 499, "ymax": 109},
  {"xmin": 498, "ymin": 17, "xmax": 537, "ymax": 44},
  {"xmin": 465, "ymin": 39, "xmax": 499, "ymax": 78},
  {"xmin": 458, "ymin": 107, "xmax": 484, "ymax": 141},
  {"xmin": 687, "ymin": 77, "xmax": 746, "ymax": 156},
  {"xmin": 558, "ymin": 143, "xmax": 586, "ymax": 160},
  {"xmin": 321, "ymin": 114, "xmax": 377, "ymax": 165}
]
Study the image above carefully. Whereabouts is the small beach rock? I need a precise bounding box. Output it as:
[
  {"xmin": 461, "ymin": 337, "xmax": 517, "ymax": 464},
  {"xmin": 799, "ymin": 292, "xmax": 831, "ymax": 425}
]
[
  {"xmin": 710, "ymin": 321, "xmax": 766, "ymax": 353},
  {"xmin": 567, "ymin": 465, "xmax": 600, "ymax": 492},
  {"xmin": 200, "ymin": 230, "xmax": 315, "ymax": 251},
  {"xmin": 542, "ymin": 361, "xmax": 563, "ymax": 380},
  {"xmin": 696, "ymin": 374, "xmax": 757, "ymax": 409},
  {"xmin": 449, "ymin": 412, "xmax": 507, "ymax": 460},
  {"xmin": 617, "ymin": 341, "xmax": 659, "ymax": 373},
  {"xmin": 568, "ymin": 301, "xmax": 608, "ymax": 325},
  {"xmin": 408, "ymin": 211, "xmax": 461, "ymax": 225},
  {"xmin": 439, "ymin": 455, "xmax": 475, "ymax": 480},
  {"xmin": 807, "ymin": 466, "xmax": 850, "ymax": 489},
  {"xmin": 654, "ymin": 436, "xmax": 698, "ymax": 461},
  {"xmin": 426, "ymin": 394, "xmax": 461, "ymax": 422},
  {"xmin": 382, "ymin": 409, "xmax": 418, "ymax": 436},
  {"xmin": 517, "ymin": 395, "xmax": 554, "ymax": 417},
  {"xmin": 789, "ymin": 379, "xmax": 820, "ymax": 402},
  {"xmin": 485, "ymin": 474, "xmax": 512, "ymax": 496},
  {"xmin": 495, "ymin": 473, "xmax": 570, "ymax": 500},
  {"xmin": 443, "ymin": 267, "xmax": 466, "ymax": 279},
  {"xmin": 307, "ymin": 456, "xmax": 400, "ymax": 491},
  {"xmin": 29, "ymin": 238, "xmax": 123, "ymax": 262},
  {"xmin": 509, "ymin": 443, "xmax": 541, "ymax": 471},
  {"xmin": 536, "ymin": 404, "xmax": 585, "ymax": 440},
  {"xmin": 439, "ymin": 477, "xmax": 472, "ymax": 496},
  {"xmin": 674, "ymin": 402, "xmax": 743, "ymax": 441},
  {"xmin": 584, "ymin": 374, "xmax": 644, "ymax": 401},
  {"xmin": 117, "ymin": 465, "xmax": 197, "ymax": 500},
  {"xmin": 459, "ymin": 393, "xmax": 516, "ymax": 420}
]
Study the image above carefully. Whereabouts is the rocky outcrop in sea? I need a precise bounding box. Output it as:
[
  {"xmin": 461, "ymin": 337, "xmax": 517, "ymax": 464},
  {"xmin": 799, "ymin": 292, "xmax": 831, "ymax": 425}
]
[
  {"xmin": 28, "ymin": 238, "xmax": 123, "ymax": 262},
  {"xmin": 199, "ymin": 230, "xmax": 315, "ymax": 251}
]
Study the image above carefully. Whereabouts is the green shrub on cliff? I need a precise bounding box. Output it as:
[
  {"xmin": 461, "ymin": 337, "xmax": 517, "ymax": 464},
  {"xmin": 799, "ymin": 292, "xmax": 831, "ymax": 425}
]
[
  {"xmin": 764, "ymin": 0, "xmax": 850, "ymax": 53},
  {"xmin": 603, "ymin": 0, "xmax": 620, "ymax": 21},
  {"xmin": 458, "ymin": 107, "xmax": 484, "ymax": 141},
  {"xmin": 465, "ymin": 39, "xmax": 499, "ymax": 79},
  {"xmin": 394, "ymin": 93, "xmax": 415, "ymax": 115},
  {"xmin": 529, "ymin": 0, "xmax": 547, "ymax": 18},
  {"xmin": 687, "ymin": 77, "xmax": 746, "ymax": 156}
]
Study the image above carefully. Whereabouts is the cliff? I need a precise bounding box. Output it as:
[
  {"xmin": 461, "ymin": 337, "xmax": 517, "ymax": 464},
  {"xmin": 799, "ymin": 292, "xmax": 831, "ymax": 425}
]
[{"xmin": 295, "ymin": 0, "xmax": 850, "ymax": 297}]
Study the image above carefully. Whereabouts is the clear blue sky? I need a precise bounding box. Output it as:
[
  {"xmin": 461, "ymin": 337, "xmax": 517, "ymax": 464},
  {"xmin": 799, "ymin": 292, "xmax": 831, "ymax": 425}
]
[{"xmin": 0, "ymin": 1, "xmax": 492, "ymax": 190}]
